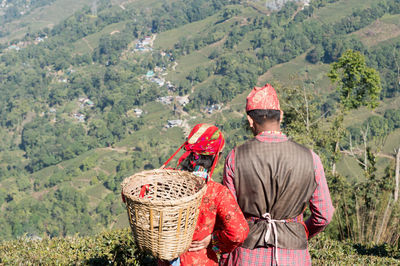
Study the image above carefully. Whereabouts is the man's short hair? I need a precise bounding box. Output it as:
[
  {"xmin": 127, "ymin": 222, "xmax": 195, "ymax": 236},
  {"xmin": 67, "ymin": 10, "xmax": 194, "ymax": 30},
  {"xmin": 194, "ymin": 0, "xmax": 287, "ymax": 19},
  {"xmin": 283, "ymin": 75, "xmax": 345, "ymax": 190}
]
[{"xmin": 247, "ymin": 109, "xmax": 281, "ymax": 125}]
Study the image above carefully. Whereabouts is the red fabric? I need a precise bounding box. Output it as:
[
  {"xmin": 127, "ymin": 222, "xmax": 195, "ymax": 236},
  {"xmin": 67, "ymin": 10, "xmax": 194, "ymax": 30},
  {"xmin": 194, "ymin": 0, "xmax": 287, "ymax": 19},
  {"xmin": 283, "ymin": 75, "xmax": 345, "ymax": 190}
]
[
  {"xmin": 162, "ymin": 123, "xmax": 225, "ymax": 181},
  {"xmin": 222, "ymin": 131, "xmax": 334, "ymax": 265},
  {"xmin": 159, "ymin": 181, "xmax": 249, "ymax": 266},
  {"xmin": 246, "ymin": 84, "xmax": 280, "ymax": 111},
  {"xmin": 179, "ymin": 123, "xmax": 225, "ymax": 159},
  {"xmin": 180, "ymin": 124, "xmax": 224, "ymax": 180},
  {"xmin": 121, "ymin": 191, "xmax": 126, "ymax": 203},
  {"xmin": 139, "ymin": 184, "xmax": 150, "ymax": 198}
]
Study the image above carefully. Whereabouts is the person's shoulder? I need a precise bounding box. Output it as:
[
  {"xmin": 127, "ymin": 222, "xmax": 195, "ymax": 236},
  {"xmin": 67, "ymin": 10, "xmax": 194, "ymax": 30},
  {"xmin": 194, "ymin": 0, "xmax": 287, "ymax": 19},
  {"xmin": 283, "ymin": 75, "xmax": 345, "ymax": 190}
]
[
  {"xmin": 208, "ymin": 181, "xmax": 233, "ymax": 196},
  {"xmin": 207, "ymin": 181, "xmax": 227, "ymax": 193},
  {"xmin": 207, "ymin": 180, "xmax": 223, "ymax": 188},
  {"xmin": 235, "ymin": 138, "xmax": 256, "ymax": 152}
]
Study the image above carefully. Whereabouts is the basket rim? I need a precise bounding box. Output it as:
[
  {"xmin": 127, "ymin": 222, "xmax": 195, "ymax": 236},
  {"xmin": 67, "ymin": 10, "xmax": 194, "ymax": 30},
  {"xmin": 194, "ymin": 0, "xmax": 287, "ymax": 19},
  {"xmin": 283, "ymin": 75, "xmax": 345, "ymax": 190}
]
[{"xmin": 121, "ymin": 169, "xmax": 207, "ymax": 207}]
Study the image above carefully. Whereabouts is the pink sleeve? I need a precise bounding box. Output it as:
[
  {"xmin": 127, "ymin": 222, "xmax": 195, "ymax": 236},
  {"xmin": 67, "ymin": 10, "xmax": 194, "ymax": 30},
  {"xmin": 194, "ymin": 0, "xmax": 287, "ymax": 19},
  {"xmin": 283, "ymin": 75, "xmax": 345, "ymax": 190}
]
[
  {"xmin": 223, "ymin": 149, "xmax": 237, "ymax": 200},
  {"xmin": 305, "ymin": 151, "xmax": 335, "ymax": 238}
]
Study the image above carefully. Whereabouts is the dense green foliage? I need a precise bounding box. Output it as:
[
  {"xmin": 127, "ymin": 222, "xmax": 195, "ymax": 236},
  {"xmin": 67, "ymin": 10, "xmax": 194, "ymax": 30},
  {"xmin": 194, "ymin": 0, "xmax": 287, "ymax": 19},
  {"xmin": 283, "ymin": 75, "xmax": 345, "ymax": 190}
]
[
  {"xmin": 0, "ymin": 230, "xmax": 399, "ymax": 265},
  {"xmin": 1, "ymin": 0, "xmax": 56, "ymax": 25},
  {"xmin": 328, "ymin": 50, "xmax": 382, "ymax": 110}
]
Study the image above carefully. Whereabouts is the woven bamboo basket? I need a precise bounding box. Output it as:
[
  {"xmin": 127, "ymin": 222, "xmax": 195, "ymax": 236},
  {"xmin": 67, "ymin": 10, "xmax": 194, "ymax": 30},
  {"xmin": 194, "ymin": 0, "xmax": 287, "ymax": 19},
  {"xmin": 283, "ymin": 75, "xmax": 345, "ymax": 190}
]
[{"xmin": 121, "ymin": 169, "xmax": 207, "ymax": 261}]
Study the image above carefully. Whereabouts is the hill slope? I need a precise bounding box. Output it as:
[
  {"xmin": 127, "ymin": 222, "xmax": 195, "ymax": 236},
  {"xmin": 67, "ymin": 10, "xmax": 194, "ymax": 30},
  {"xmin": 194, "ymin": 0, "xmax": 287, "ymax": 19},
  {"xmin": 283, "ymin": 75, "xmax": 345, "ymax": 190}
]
[{"xmin": 0, "ymin": 0, "xmax": 399, "ymax": 245}]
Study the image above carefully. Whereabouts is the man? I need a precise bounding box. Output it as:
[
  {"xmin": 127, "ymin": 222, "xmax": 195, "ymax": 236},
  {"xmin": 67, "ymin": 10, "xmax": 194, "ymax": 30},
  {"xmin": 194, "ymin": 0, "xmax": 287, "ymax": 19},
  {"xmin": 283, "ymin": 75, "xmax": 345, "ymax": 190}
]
[{"xmin": 222, "ymin": 84, "xmax": 334, "ymax": 265}]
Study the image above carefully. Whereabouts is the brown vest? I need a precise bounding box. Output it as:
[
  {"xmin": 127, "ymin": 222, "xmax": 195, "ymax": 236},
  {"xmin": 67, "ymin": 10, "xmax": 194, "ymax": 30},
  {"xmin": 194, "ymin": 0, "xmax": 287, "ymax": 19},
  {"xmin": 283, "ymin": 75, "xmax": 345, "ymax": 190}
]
[{"xmin": 234, "ymin": 138, "xmax": 317, "ymax": 250}]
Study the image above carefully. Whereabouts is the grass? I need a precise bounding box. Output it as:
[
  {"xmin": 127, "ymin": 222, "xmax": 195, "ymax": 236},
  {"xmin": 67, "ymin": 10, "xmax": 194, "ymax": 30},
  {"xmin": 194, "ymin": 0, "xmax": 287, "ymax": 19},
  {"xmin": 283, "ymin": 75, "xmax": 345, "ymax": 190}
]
[
  {"xmin": 154, "ymin": 5, "xmax": 254, "ymax": 50},
  {"xmin": 0, "ymin": 0, "xmax": 93, "ymax": 43},
  {"xmin": 382, "ymin": 128, "xmax": 400, "ymax": 154},
  {"xmin": 157, "ymin": 5, "xmax": 258, "ymax": 83},
  {"xmin": 381, "ymin": 13, "xmax": 400, "ymax": 25},
  {"xmin": 85, "ymin": 183, "xmax": 111, "ymax": 199},
  {"xmin": 162, "ymin": 126, "xmax": 185, "ymax": 143},
  {"xmin": 168, "ymin": 51, "xmax": 211, "ymax": 83},
  {"xmin": 124, "ymin": 0, "xmax": 161, "ymax": 10},
  {"xmin": 0, "ymin": 178, "xmax": 17, "ymax": 191},
  {"xmin": 258, "ymin": 52, "xmax": 333, "ymax": 96},
  {"xmin": 154, "ymin": 14, "xmax": 220, "ymax": 50},
  {"xmin": 112, "ymin": 213, "xmax": 130, "ymax": 229},
  {"xmin": 352, "ymin": 14, "xmax": 400, "ymax": 47},
  {"xmin": 311, "ymin": 0, "xmax": 377, "ymax": 24},
  {"xmin": 337, "ymin": 155, "xmax": 366, "ymax": 182},
  {"xmin": 140, "ymin": 102, "xmax": 173, "ymax": 128},
  {"xmin": 73, "ymin": 21, "xmax": 129, "ymax": 54}
]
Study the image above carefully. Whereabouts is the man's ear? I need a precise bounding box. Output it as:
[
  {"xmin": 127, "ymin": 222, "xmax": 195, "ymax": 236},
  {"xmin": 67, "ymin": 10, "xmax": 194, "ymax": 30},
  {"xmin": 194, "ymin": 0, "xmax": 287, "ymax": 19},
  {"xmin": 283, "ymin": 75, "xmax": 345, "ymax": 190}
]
[
  {"xmin": 280, "ymin": 110, "xmax": 284, "ymax": 123},
  {"xmin": 247, "ymin": 114, "xmax": 254, "ymax": 128}
]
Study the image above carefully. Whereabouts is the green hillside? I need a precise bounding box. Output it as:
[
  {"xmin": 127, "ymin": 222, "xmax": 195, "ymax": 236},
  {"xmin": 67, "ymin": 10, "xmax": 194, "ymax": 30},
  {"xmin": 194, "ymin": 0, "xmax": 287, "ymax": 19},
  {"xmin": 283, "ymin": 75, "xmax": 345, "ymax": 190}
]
[
  {"xmin": 0, "ymin": 0, "xmax": 400, "ymax": 260},
  {"xmin": 0, "ymin": 0, "xmax": 95, "ymax": 43}
]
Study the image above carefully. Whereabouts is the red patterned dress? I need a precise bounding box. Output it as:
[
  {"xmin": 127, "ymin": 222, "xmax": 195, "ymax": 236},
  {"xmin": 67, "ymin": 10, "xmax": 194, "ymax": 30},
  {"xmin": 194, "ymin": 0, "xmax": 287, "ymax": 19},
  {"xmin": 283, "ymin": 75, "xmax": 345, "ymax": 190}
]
[
  {"xmin": 159, "ymin": 124, "xmax": 249, "ymax": 265},
  {"xmin": 160, "ymin": 180, "xmax": 249, "ymax": 266}
]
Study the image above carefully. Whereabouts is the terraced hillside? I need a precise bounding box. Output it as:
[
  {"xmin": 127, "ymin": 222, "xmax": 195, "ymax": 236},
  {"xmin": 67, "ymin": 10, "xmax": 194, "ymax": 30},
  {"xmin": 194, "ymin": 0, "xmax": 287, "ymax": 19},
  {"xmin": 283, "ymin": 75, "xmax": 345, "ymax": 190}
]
[{"xmin": 0, "ymin": 0, "xmax": 399, "ymax": 251}]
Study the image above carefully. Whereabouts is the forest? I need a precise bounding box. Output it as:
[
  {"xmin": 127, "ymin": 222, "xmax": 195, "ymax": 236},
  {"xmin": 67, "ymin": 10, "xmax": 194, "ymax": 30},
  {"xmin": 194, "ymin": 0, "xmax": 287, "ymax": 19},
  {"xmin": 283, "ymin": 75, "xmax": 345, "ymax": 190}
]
[{"xmin": 0, "ymin": 0, "xmax": 399, "ymax": 262}]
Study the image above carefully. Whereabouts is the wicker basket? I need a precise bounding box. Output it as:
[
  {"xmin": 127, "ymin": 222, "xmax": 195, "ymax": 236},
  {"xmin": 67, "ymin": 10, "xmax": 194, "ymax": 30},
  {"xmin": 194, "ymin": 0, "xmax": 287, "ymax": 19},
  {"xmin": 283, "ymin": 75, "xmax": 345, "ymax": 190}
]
[{"xmin": 121, "ymin": 169, "xmax": 207, "ymax": 260}]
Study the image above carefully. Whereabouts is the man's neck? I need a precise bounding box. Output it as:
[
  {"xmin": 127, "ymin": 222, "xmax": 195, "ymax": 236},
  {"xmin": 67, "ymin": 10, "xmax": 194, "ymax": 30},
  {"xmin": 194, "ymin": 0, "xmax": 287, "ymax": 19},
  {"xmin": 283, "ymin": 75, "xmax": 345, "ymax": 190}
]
[{"xmin": 254, "ymin": 123, "xmax": 280, "ymax": 135}]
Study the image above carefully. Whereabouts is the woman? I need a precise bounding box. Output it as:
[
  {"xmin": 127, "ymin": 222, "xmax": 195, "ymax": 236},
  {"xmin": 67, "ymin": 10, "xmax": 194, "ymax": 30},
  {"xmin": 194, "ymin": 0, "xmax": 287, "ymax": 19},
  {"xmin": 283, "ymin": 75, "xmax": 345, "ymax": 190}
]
[{"xmin": 160, "ymin": 123, "xmax": 249, "ymax": 265}]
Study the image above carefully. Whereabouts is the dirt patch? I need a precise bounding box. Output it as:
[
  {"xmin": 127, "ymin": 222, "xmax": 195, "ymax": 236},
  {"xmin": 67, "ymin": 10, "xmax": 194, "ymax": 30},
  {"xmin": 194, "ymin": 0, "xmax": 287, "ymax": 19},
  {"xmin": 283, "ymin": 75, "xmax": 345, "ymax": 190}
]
[
  {"xmin": 99, "ymin": 146, "xmax": 129, "ymax": 153},
  {"xmin": 82, "ymin": 37, "xmax": 94, "ymax": 52},
  {"xmin": 209, "ymin": 35, "xmax": 228, "ymax": 48}
]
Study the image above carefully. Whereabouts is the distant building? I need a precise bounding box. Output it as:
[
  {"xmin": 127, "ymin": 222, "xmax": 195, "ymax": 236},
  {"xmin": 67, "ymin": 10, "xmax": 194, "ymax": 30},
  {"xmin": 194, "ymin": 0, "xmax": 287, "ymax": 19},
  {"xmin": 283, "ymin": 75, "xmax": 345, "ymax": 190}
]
[
  {"xmin": 176, "ymin": 96, "xmax": 189, "ymax": 106},
  {"xmin": 79, "ymin": 98, "xmax": 94, "ymax": 106},
  {"xmin": 35, "ymin": 37, "xmax": 44, "ymax": 43},
  {"xmin": 146, "ymin": 70, "xmax": 155, "ymax": 78},
  {"xmin": 133, "ymin": 108, "xmax": 143, "ymax": 117},
  {"xmin": 205, "ymin": 104, "xmax": 222, "ymax": 114},
  {"xmin": 73, "ymin": 113, "xmax": 85, "ymax": 122},
  {"xmin": 84, "ymin": 99, "xmax": 94, "ymax": 106},
  {"xmin": 266, "ymin": 0, "xmax": 310, "ymax": 11},
  {"xmin": 152, "ymin": 77, "xmax": 165, "ymax": 87},
  {"xmin": 166, "ymin": 119, "xmax": 183, "ymax": 128},
  {"xmin": 134, "ymin": 36, "xmax": 154, "ymax": 52},
  {"xmin": 8, "ymin": 45, "xmax": 20, "ymax": 51},
  {"xmin": 166, "ymin": 81, "xmax": 176, "ymax": 91},
  {"xmin": 142, "ymin": 36, "xmax": 152, "ymax": 46},
  {"xmin": 157, "ymin": 96, "xmax": 173, "ymax": 105}
]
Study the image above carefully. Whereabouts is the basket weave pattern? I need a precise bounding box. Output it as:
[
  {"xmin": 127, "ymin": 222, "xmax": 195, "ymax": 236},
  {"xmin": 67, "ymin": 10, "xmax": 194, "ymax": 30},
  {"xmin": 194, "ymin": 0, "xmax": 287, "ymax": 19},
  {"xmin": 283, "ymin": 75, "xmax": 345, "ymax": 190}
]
[{"xmin": 121, "ymin": 169, "xmax": 207, "ymax": 260}]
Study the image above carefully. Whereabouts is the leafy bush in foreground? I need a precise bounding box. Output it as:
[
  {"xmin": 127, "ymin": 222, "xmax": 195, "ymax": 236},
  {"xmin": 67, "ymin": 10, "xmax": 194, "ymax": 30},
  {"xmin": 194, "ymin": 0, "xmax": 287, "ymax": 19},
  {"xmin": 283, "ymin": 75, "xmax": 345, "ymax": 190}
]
[
  {"xmin": 0, "ymin": 229, "xmax": 155, "ymax": 265},
  {"xmin": 0, "ymin": 229, "xmax": 399, "ymax": 265}
]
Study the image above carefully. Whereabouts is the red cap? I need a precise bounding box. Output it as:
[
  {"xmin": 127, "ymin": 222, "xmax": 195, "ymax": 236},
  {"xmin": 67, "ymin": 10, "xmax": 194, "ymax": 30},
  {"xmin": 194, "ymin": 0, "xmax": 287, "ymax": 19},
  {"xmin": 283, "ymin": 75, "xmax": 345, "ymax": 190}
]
[{"xmin": 246, "ymin": 84, "xmax": 280, "ymax": 111}]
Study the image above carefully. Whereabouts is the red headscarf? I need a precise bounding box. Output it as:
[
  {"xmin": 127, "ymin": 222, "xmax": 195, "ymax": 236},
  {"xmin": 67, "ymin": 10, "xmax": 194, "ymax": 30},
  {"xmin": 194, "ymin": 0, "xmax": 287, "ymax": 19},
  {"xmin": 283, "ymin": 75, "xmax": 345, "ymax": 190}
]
[{"xmin": 162, "ymin": 124, "xmax": 225, "ymax": 181}]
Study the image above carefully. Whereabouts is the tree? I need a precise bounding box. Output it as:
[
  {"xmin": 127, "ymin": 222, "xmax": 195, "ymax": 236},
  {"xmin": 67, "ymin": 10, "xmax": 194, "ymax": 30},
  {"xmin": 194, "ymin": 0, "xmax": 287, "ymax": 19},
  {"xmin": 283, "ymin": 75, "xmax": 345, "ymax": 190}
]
[
  {"xmin": 306, "ymin": 45, "xmax": 324, "ymax": 64},
  {"xmin": 328, "ymin": 50, "xmax": 382, "ymax": 111},
  {"xmin": 328, "ymin": 50, "xmax": 382, "ymax": 175}
]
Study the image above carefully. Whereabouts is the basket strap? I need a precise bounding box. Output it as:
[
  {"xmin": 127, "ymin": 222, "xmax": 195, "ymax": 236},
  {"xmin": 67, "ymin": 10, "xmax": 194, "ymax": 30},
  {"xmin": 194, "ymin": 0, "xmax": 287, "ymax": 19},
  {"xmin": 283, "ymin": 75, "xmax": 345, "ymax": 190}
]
[
  {"xmin": 139, "ymin": 184, "xmax": 150, "ymax": 198},
  {"xmin": 162, "ymin": 142, "xmax": 186, "ymax": 168},
  {"xmin": 206, "ymin": 140, "xmax": 223, "ymax": 181},
  {"xmin": 121, "ymin": 191, "xmax": 126, "ymax": 203}
]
